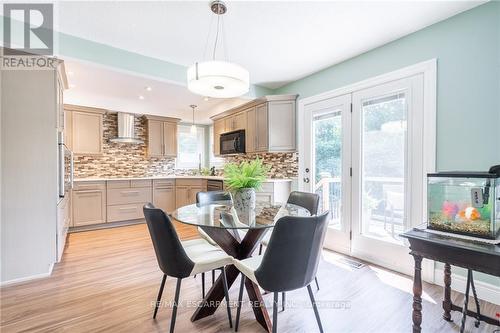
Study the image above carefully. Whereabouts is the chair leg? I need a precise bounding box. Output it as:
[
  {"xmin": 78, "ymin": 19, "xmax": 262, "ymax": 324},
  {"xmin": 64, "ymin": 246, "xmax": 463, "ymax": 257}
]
[
  {"xmin": 170, "ymin": 278, "xmax": 182, "ymax": 333},
  {"xmin": 315, "ymin": 276, "xmax": 320, "ymax": 290},
  {"xmin": 273, "ymin": 292, "xmax": 279, "ymax": 333},
  {"xmin": 281, "ymin": 292, "xmax": 286, "ymax": 312},
  {"xmin": 153, "ymin": 274, "xmax": 167, "ymax": 319},
  {"xmin": 221, "ymin": 267, "xmax": 233, "ymax": 328},
  {"xmin": 259, "ymin": 244, "xmax": 263, "ymax": 255},
  {"xmin": 212, "ymin": 269, "xmax": 215, "ymax": 285},
  {"xmin": 201, "ymin": 272, "xmax": 205, "ymax": 298},
  {"xmin": 307, "ymin": 284, "xmax": 324, "ymax": 333},
  {"xmin": 235, "ymin": 275, "xmax": 245, "ymax": 332}
]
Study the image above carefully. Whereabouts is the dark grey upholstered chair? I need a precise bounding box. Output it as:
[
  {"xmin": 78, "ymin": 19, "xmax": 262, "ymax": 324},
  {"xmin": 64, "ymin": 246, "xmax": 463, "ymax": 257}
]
[
  {"xmin": 234, "ymin": 212, "xmax": 330, "ymax": 333},
  {"xmin": 259, "ymin": 191, "xmax": 321, "ymax": 308},
  {"xmin": 195, "ymin": 191, "xmax": 233, "ymax": 293},
  {"xmin": 143, "ymin": 203, "xmax": 233, "ymax": 333}
]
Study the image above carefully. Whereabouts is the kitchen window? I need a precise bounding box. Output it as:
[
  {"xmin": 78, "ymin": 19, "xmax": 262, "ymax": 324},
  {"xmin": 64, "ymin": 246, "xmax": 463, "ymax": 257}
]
[{"xmin": 176, "ymin": 125, "xmax": 206, "ymax": 169}]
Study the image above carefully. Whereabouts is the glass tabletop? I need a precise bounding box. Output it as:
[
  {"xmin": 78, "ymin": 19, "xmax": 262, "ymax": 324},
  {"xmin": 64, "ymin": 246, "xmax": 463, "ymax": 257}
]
[{"xmin": 170, "ymin": 201, "xmax": 311, "ymax": 229}]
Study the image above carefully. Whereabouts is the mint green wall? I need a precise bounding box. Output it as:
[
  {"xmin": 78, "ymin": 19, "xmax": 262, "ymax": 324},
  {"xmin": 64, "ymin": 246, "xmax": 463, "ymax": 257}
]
[
  {"xmin": 275, "ymin": 2, "xmax": 500, "ymax": 171},
  {"xmin": 275, "ymin": 2, "xmax": 500, "ymax": 287}
]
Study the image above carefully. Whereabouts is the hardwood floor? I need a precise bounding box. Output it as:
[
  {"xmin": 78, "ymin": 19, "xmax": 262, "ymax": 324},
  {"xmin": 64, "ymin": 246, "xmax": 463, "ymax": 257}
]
[{"xmin": 1, "ymin": 223, "xmax": 498, "ymax": 332}]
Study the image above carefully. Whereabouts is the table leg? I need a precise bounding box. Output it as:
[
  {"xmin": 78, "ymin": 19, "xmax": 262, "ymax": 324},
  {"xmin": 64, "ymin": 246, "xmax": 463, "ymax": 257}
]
[
  {"xmin": 412, "ymin": 254, "xmax": 423, "ymax": 333},
  {"xmin": 443, "ymin": 263, "xmax": 452, "ymax": 321},
  {"xmin": 191, "ymin": 227, "xmax": 272, "ymax": 332}
]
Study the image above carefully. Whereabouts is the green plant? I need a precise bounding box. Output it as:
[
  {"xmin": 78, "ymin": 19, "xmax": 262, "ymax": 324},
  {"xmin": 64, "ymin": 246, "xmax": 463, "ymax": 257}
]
[{"xmin": 224, "ymin": 158, "xmax": 269, "ymax": 191}]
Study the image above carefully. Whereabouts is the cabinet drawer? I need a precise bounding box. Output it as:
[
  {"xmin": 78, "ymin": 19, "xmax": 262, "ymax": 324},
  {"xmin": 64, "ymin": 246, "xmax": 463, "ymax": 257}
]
[
  {"xmin": 73, "ymin": 181, "xmax": 106, "ymax": 191},
  {"xmin": 257, "ymin": 182, "xmax": 274, "ymax": 193},
  {"xmin": 107, "ymin": 180, "xmax": 131, "ymax": 189},
  {"xmin": 107, "ymin": 187, "xmax": 152, "ymax": 205},
  {"xmin": 107, "ymin": 203, "xmax": 145, "ymax": 222},
  {"xmin": 176, "ymin": 179, "xmax": 204, "ymax": 187},
  {"xmin": 153, "ymin": 179, "xmax": 175, "ymax": 188},
  {"xmin": 131, "ymin": 179, "xmax": 152, "ymax": 188}
]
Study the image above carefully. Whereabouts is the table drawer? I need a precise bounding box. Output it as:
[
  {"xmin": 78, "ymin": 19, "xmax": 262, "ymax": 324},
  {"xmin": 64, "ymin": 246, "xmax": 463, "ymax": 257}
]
[
  {"xmin": 131, "ymin": 179, "xmax": 152, "ymax": 188},
  {"xmin": 107, "ymin": 187, "xmax": 152, "ymax": 205},
  {"xmin": 73, "ymin": 181, "xmax": 106, "ymax": 191},
  {"xmin": 153, "ymin": 179, "xmax": 176, "ymax": 188},
  {"xmin": 107, "ymin": 203, "xmax": 145, "ymax": 222},
  {"xmin": 107, "ymin": 180, "xmax": 131, "ymax": 189}
]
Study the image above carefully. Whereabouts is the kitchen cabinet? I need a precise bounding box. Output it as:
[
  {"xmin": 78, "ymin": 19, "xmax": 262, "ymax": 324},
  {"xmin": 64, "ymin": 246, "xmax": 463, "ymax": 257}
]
[
  {"xmin": 72, "ymin": 181, "xmax": 106, "ymax": 226},
  {"xmin": 56, "ymin": 193, "xmax": 71, "ymax": 262},
  {"xmin": 255, "ymin": 181, "xmax": 292, "ymax": 205},
  {"xmin": 153, "ymin": 179, "xmax": 176, "ymax": 213},
  {"xmin": 145, "ymin": 115, "xmax": 180, "ymax": 157},
  {"xmin": 106, "ymin": 180, "xmax": 152, "ymax": 222},
  {"xmin": 213, "ymin": 119, "xmax": 225, "ymax": 156},
  {"xmin": 64, "ymin": 105, "xmax": 105, "ymax": 155},
  {"xmin": 210, "ymin": 95, "xmax": 297, "ymax": 155},
  {"xmin": 175, "ymin": 179, "xmax": 207, "ymax": 208}
]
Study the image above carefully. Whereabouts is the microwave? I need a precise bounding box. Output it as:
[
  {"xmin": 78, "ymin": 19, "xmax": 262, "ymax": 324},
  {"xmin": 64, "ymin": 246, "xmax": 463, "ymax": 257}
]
[{"xmin": 220, "ymin": 130, "xmax": 246, "ymax": 155}]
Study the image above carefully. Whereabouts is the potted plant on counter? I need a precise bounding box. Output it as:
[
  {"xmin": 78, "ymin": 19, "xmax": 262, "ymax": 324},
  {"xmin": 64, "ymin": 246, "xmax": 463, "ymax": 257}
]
[{"xmin": 224, "ymin": 158, "xmax": 269, "ymax": 217}]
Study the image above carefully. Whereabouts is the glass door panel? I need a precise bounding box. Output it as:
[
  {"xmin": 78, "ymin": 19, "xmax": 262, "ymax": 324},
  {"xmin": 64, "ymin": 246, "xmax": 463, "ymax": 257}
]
[{"xmin": 361, "ymin": 92, "xmax": 407, "ymax": 244}]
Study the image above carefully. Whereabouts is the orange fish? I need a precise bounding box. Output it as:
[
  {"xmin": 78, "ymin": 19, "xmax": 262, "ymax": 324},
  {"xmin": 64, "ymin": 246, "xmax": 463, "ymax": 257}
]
[{"xmin": 458, "ymin": 207, "xmax": 481, "ymax": 221}]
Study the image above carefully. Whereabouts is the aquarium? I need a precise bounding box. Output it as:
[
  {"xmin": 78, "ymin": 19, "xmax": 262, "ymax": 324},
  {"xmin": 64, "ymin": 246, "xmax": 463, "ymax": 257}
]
[{"xmin": 427, "ymin": 169, "xmax": 500, "ymax": 239}]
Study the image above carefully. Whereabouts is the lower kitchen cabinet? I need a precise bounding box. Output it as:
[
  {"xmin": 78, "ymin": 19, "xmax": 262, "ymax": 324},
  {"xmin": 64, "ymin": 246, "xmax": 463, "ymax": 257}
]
[
  {"xmin": 175, "ymin": 179, "xmax": 207, "ymax": 208},
  {"xmin": 106, "ymin": 180, "xmax": 152, "ymax": 222},
  {"xmin": 153, "ymin": 179, "xmax": 176, "ymax": 213},
  {"xmin": 72, "ymin": 181, "xmax": 106, "ymax": 226}
]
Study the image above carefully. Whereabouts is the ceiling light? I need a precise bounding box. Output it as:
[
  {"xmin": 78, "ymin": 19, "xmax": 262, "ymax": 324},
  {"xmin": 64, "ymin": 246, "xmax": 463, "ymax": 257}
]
[
  {"xmin": 190, "ymin": 105, "xmax": 197, "ymax": 134},
  {"xmin": 145, "ymin": 86, "xmax": 152, "ymax": 91},
  {"xmin": 187, "ymin": 1, "xmax": 249, "ymax": 98},
  {"xmin": 139, "ymin": 95, "xmax": 145, "ymax": 100}
]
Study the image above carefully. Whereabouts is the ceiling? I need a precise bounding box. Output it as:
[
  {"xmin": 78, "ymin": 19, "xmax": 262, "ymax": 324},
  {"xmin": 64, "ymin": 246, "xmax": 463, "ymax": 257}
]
[
  {"xmin": 56, "ymin": 1, "xmax": 485, "ymax": 89},
  {"xmin": 63, "ymin": 59, "xmax": 248, "ymax": 124}
]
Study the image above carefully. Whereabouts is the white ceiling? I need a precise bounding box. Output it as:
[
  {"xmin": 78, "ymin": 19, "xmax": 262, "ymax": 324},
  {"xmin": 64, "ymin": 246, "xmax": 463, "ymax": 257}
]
[
  {"xmin": 56, "ymin": 1, "xmax": 485, "ymax": 89},
  {"xmin": 63, "ymin": 59, "xmax": 248, "ymax": 124}
]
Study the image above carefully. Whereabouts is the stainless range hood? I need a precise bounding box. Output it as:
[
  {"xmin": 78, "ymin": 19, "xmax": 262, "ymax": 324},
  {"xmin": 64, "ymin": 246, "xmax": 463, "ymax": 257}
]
[{"xmin": 109, "ymin": 112, "xmax": 144, "ymax": 144}]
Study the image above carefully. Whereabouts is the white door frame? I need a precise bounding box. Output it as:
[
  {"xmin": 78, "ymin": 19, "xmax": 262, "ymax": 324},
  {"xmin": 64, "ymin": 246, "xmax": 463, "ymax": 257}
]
[{"xmin": 297, "ymin": 59, "xmax": 437, "ymax": 282}]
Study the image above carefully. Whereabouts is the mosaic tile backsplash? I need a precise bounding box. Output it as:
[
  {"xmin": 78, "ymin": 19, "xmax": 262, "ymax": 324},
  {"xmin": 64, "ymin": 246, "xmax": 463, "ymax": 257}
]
[{"xmin": 73, "ymin": 112, "xmax": 298, "ymax": 179}]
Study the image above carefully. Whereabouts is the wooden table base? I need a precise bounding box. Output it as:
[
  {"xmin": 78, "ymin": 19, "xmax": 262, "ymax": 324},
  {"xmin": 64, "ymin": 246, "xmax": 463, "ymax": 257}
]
[{"xmin": 191, "ymin": 227, "xmax": 272, "ymax": 332}]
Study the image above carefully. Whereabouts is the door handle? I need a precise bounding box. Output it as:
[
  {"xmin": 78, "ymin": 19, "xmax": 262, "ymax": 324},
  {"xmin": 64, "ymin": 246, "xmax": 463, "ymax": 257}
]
[{"xmin": 303, "ymin": 177, "xmax": 310, "ymax": 183}]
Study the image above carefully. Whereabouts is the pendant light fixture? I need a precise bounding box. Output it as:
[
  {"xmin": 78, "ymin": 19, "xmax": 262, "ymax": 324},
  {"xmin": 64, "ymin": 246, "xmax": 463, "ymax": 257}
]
[
  {"xmin": 190, "ymin": 105, "xmax": 197, "ymax": 134},
  {"xmin": 187, "ymin": 1, "xmax": 249, "ymax": 98}
]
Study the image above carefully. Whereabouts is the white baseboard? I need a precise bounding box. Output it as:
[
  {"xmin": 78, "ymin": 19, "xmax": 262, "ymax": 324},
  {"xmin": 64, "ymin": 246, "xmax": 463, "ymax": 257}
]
[
  {"xmin": 0, "ymin": 263, "xmax": 54, "ymax": 287},
  {"xmin": 434, "ymin": 269, "xmax": 500, "ymax": 305}
]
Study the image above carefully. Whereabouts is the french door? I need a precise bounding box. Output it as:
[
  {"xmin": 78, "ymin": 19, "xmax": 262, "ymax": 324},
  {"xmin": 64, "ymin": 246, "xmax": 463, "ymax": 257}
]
[{"xmin": 302, "ymin": 73, "xmax": 428, "ymax": 276}]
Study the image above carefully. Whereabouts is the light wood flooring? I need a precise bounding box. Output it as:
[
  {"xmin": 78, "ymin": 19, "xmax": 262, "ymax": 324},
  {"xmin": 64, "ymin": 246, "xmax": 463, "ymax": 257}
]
[{"xmin": 1, "ymin": 223, "xmax": 498, "ymax": 333}]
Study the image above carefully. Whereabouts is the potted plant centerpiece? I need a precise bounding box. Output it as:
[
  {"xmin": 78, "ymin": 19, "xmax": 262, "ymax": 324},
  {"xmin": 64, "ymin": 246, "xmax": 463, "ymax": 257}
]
[{"xmin": 224, "ymin": 158, "xmax": 269, "ymax": 218}]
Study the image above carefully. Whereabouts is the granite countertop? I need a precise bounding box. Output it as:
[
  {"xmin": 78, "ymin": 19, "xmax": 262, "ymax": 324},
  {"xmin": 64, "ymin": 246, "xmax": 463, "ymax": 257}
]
[{"xmin": 73, "ymin": 176, "xmax": 293, "ymax": 183}]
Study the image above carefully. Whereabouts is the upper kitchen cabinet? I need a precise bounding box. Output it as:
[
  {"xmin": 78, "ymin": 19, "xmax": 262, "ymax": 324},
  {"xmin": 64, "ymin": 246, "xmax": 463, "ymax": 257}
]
[
  {"xmin": 211, "ymin": 94, "xmax": 297, "ymax": 155},
  {"xmin": 145, "ymin": 115, "xmax": 180, "ymax": 158},
  {"xmin": 64, "ymin": 104, "xmax": 105, "ymax": 155}
]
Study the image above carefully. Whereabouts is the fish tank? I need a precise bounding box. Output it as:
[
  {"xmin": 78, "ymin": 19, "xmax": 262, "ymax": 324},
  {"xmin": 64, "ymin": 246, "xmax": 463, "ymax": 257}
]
[{"xmin": 427, "ymin": 166, "xmax": 500, "ymax": 239}]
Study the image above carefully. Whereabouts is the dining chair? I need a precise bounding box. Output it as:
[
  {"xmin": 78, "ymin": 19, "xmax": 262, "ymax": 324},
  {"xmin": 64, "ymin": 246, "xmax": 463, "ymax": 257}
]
[
  {"xmin": 259, "ymin": 191, "xmax": 321, "ymax": 305},
  {"xmin": 195, "ymin": 191, "xmax": 233, "ymax": 293},
  {"xmin": 143, "ymin": 203, "xmax": 233, "ymax": 333},
  {"xmin": 234, "ymin": 212, "xmax": 330, "ymax": 333}
]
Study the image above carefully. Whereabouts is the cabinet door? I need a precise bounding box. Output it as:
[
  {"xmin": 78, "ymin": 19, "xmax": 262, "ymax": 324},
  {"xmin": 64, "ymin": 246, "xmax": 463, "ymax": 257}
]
[
  {"xmin": 213, "ymin": 119, "xmax": 225, "ymax": 156},
  {"xmin": 255, "ymin": 103, "xmax": 269, "ymax": 151},
  {"xmin": 189, "ymin": 186, "xmax": 203, "ymax": 204},
  {"xmin": 246, "ymin": 107, "xmax": 256, "ymax": 153},
  {"xmin": 148, "ymin": 120, "xmax": 164, "ymax": 157},
  {"xmin": 163, "ymin": 121, "xmax": 177, "ymax": 157},
  {"xmin": 154, "ymin": 187, "xmax": 176, "ymax": 213},
  {"xmin": 72, "ymin": 111, "xmax": 103, "ymax": 154},
  {"xmin": 233, "ymin": 111, "xmax": 247, "ymax": 130},
  {"xmin": 175, "ymin": 186, "xmax": 190, "ymax": 208},
  {"xmin": 268, "ymin": 100, "xmax": 296, "ymax": 151},
  {"xmin": 64, "ymin": 110, "xmax": 73, "ymax": 150},
  {"xmin": 224, "ymin": 116, "xmax": 234, "ymax": 132},
  {"xmin": 72, "ymin": 190, "xmax": 106, "ymax": 226}
]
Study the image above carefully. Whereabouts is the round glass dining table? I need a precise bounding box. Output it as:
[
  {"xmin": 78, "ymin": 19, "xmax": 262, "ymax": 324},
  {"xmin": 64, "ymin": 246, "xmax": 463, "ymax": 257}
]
[{"xmin": 170, "ymin": 201, "xmax": 310, "ymax": 332}]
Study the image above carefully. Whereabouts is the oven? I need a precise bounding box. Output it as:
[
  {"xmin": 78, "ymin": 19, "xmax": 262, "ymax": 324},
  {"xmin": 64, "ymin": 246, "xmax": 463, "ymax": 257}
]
[{"xmin": 220, "ymin": 129, "xmax": 245, "ymax": 155}]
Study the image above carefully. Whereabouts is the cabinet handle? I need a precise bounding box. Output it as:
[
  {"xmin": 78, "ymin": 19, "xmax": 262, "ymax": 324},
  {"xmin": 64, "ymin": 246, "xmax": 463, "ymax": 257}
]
[
  {"xmin": 121, "ymin": 190, "xmax": 140, "ymax": 196},
  {"xmin": 118, "ymin": 207, "xmax": 137, "ymax": 212},
  {"xmin": 76, "ymin": 190, "xmax": 102, "ymax": 194}
]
